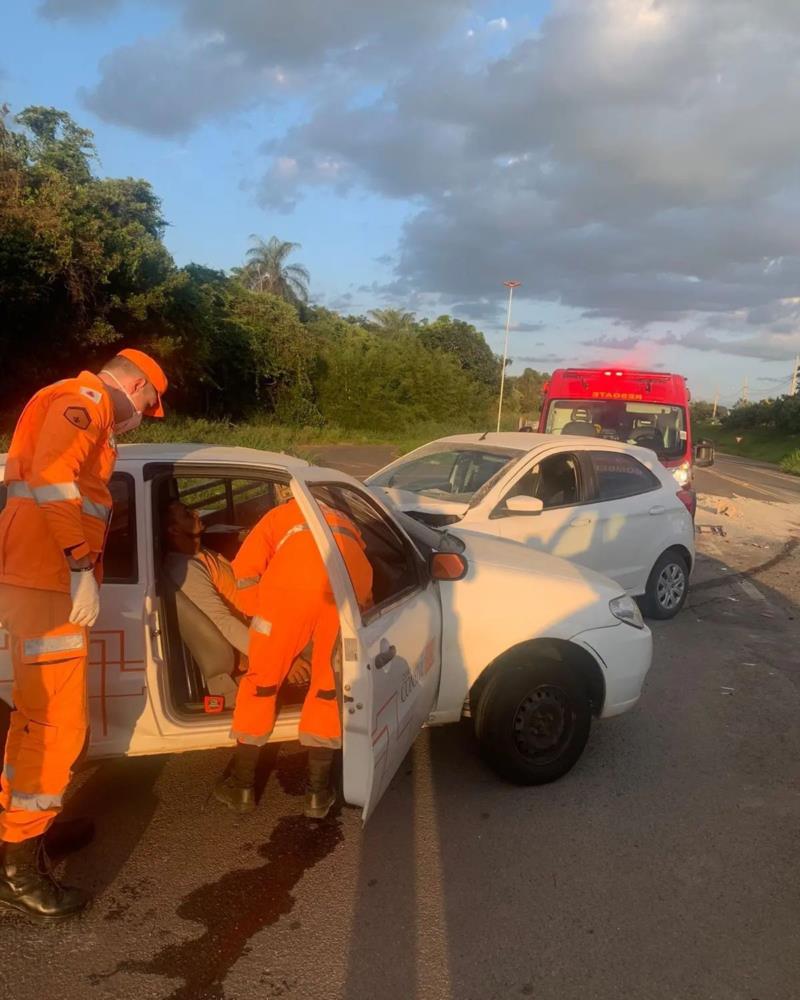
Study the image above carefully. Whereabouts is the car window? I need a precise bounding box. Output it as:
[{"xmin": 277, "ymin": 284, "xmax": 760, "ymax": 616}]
[
  {"xmin": 589, "ymin": 451, "xmax": 661, "ymax": 500},
  {"xmin": 176, "ymin": 477, "xmax": 278, "ymax": 530},
  {"xmin": 167, "ymin": 476, "xmax": 281, "ymax": 563},
  {"xmin": 375, "ymin": 446, "xmax": 521, "ymax": 502},
  {"xmin": 505, "ymin": 453, "xmax": 580, "ymax": 510},
  {"xmin": 310, "ymin": 484, "xmax": 421, "ymax": 612},
  {"xmin": 104, "ymin": 473, "xmax": 137, "ymax": 583}
]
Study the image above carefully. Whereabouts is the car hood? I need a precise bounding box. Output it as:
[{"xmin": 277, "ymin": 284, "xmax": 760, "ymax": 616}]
[{"xmin": 448, "ymin": 526, "xmax": 624, "ymax": 601}]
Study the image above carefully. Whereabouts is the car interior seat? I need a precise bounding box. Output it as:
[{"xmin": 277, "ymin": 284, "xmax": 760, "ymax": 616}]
[{"xmin": 561, "ymin": 420, "xmax": 599, "ymax": 437}]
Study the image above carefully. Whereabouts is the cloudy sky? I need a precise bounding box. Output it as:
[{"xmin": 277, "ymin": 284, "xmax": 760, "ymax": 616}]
[{"xmin": 5, "ymin": 0, "xmax": 800, "ymax": 403}]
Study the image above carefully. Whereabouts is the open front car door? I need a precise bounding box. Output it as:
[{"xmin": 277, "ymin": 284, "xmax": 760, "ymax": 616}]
[{"xmin": 292, "ymin": 471, "xmax": 443, "ymax": 821}]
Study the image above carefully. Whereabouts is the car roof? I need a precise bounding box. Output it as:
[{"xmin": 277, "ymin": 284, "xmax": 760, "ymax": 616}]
[
  {"xmin": 420, "ymin": 432, "xmax": 669, "ymax": 471},
  {"xmin": 435, "ymin": 432, "xmax": 554, "ymax": 450},
  {"xmin": 434, "ymin": 431, "xmax": 628, "ymax": 452},
  {"xmin": 113, "ymin": 443, "xmax": 310, "ymax": 469}
]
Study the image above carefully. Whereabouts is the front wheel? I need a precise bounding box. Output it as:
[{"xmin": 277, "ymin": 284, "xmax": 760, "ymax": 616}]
[
  {"xmin": 643, "ymin": 550, "xmax": 689, "ymax": 620},
  {"xmin": 475, "ymin": 660, "xmax": 591, "ymax": 785}
]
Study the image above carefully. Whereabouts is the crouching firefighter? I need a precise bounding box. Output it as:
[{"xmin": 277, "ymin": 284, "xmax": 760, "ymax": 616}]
[
  {"xmin": 214, "ymin": 491, "xmax": 373, "ymax": 819},
  {"xmin": 0, "ymin": 349, "xmax": 168, "ymax": 922}
]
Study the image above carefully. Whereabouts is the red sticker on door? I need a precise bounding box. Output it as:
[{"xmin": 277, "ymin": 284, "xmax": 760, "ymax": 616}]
[{"xmin": 203, "ymin": 695, "xmax": 225, "ymax": 714}]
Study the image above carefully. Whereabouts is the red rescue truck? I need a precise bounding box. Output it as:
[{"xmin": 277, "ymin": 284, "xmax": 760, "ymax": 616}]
[{"xmin": 537, "ymin": 368, "xmax": 712, "ymax": 496}]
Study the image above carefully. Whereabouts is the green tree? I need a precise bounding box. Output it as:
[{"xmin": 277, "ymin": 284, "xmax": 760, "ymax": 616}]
[
  {"xmin": 236, "ymin": 235, "xmax": 310, "ymax": 306},
  {"xmin": 417, "ymin": 314, "xmax": 501, "ymax": 388},
  {"xmin": 511, "ymin": 368, "xmax": 550, "ymax": 417},
  {"xmin": 316, "ymin": 331, "xmax": 490, "ymax": 432},
  {"xmin": 0, "ymin": 105, "xmax": 173, "ymax": 410},
  {"xmin": 366, "ymin": 308, "xmax": 417, "ymax": 336}
]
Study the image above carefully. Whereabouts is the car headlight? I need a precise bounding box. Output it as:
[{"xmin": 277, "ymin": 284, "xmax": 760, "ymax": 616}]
[
  {"xmin": 609, "ymin": 595, "xmax": 645, "ymax": 629},
  {"xmin": 672, "ymin": 461, "xmax": 691, "ymax": 487}
]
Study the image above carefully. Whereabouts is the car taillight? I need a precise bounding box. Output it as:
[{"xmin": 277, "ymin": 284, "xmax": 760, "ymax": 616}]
[
  {"xmin": 672, "ymin": 461, "xmax": 692, "ymax": 488},
  {"xmin": 677, "ymin": 488, "xmax": 696, "ymax": 519}
]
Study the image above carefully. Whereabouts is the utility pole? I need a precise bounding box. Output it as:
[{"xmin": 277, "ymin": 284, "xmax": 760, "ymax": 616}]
[
  {"xmin": 496, "ymin": 280, "xmax": 521, "ymax": 433},
  {"xmin": 741, "ymin": 376, "xmax": 749, "ymax": 404},
  {"xmin": 790, "ymin": 355, "xmax": 799, "ymax": 397},
  {"xmin": 711, "ymin": 388, "xmax": 719, "ymax": 421}
]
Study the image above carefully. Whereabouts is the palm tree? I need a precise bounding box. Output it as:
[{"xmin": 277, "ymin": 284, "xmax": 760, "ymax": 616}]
[
  {"xmin": 367, "ymin": 308, "xmax": 416, "ymax": 336},
  {"xmin": 239, "ymin": 235, "xmax": 310, "ymax": 305}
]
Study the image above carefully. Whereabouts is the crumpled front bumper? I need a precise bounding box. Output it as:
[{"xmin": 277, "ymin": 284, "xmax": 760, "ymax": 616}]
[{"xmin": 572, "ymin": 621, "xmax": 653, "ymax": 718}]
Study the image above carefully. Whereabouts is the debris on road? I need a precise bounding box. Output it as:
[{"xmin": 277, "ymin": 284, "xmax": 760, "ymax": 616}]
[{"xmin": 696, "ymin": 524, "xmax": 727, "ymax": 536}]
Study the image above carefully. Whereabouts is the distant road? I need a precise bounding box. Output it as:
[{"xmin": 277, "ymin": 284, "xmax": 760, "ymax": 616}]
[{"xmin": 694, "ymin": 452, "xmax": 800, "ymax": 503}]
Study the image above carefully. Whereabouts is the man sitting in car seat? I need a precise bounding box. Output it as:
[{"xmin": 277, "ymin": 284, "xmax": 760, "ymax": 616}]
[{"xmin": 162, "ymin": 500, "xmax": 311, "ymax": 707}]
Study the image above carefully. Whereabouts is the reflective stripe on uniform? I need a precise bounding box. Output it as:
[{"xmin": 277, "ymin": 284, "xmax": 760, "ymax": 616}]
[
  {"xmin": 275, "ymin": 523, "xmax": 309, "ymax": 553},
  {"xmin": 298, "ymin": 732, "xmax": 341, "ymax": 749},
  {"xmin": 10, "ymin": 790, "xmax": 64, "ymax": 811},
  {"xmin": 8, "ymin": 479, "xmax": 108, "ymax": 520},
  {"xmin": 23, "ymin": 634, "xmax": 85, "ymax": 659},
  {"xmin": 32, "ymin": 482, "xmax": 81, "ymax": 503},
  {"xmin": 2, "ymin": 763, "xmax": 15, "ymax": 783},
  {"xmin": 230, "ymin": 730, "xmax": 271, "ymax": 747},
  {"xmin": 81, "ymin": 497, "xmax": 110, "ymax": 522},
  {"xmin": 236, "ymin": 576, "xmax": 260, "ymax": 590},
  {"xmin": 251, "ymin": 616, "xmax": 272, "ymax": 636},
  {"xmin": 6, "ymin": 482, "xmax": 33, "ymax": 500}
]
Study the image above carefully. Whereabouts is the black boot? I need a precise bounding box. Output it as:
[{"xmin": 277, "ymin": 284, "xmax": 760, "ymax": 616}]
[
  {"xmin": 304, "ymin": 748, "xmax": 336, "ymax": 820},
  {"xmin": 213, "ymin": 742, "xmax": 258, "ymax": 814},
  {"xmin": 44, "ymin": 817, "xmax": 95, "ymax": 861},
  {"xmin": 0, "ymin": 837, "xmax": 90, "ymax": 923}
]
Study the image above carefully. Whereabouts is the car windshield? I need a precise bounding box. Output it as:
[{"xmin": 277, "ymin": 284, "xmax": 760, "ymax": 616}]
[
  {"xmin": 544, "ymin": 399, "xmax": 687, "ymax": 459},
  {"xmin": 372, "ymin": 444, "xmax": 523, "ymax": 502}
]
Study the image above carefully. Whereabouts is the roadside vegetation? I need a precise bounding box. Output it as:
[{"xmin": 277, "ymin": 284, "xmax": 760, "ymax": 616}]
[
  {"xmin": 693, "ymin": 395, "xmax": 800, "ymax": 474},
  {"xmin": 0, "ymin": 104, "xmax": 547, "ymax": 452}
]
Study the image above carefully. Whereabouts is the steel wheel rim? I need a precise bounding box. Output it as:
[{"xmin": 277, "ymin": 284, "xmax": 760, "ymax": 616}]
[
  {"xmin": 512, "ymin": 685, "xmax": 575, "ymax": 764},
  {"xmin": 656, "ymin": 563, "xmax": 685, "ymax": 610}
]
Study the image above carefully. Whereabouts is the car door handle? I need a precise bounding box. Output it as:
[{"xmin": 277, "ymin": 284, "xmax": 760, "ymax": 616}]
[
  {"xmin": 569, "ymin": 517, "xmax": 592, "ymax": 527},
  {"xmin": 374, "ymin": 645, "xmax": 396, "ymax": 669},
  {"xmin": 649, "ymin": 505, "xmax": 667, "ymax": 515}
]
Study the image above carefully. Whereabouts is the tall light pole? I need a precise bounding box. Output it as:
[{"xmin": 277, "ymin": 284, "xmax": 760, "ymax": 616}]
[{"xmin": 496, "ymin": 280, "xmax": 521, "ymax": 432}]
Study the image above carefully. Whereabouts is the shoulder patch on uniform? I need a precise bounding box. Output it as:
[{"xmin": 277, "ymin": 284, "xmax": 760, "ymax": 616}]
[
  {"xmin": 64, "ymin": 406, "xmax": 91, "ymax": 431},
  {"xmin": 79, "ymin": 386, "xmax": 103, "ymax": 404}
]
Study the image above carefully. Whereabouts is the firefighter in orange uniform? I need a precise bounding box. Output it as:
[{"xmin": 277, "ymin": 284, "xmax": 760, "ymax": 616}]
[
  {"xmin": 0, "ymin": 349, "xmax": 167, "ymax": 921},
  {"xmin": 214, "ymin": 490, "xmax": 372, "ymax": 820}
]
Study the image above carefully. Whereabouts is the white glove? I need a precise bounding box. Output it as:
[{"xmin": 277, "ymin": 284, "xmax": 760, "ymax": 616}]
[{"xmin": 69, "ymin": 570, "xmax": 100, "ymax": 627}]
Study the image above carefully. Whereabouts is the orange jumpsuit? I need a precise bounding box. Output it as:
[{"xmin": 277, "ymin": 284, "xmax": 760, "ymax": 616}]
[
  {"xmin": 0, "ymin": 372, "xmax": 115, "ymax": 843},
  {"xmin": 231, "ymin": 499, "xmax": 373, "ymax": 749}
]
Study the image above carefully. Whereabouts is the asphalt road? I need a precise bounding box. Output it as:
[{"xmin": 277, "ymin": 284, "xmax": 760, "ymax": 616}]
[
  {"xmin": 694, "ymin": 453, "xmax": 800, "ymax": 504},
  {"xmin": 2, "ymin": 448, "xmax": 799, "ymax": 1000}
]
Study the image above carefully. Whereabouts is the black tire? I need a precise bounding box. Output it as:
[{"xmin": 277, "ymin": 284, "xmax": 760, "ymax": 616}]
[
  {"xmin": 643, "ymin": 549, "xmax": 689, "ymax": 620},
  {"xmin": 475, "ymin": 659, "xmax": 591, "ymax": 785}
]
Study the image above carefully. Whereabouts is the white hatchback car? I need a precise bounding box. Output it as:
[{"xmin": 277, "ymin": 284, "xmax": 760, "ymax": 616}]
[
  {"xmin": 1, "ymin": 444, "xmax": 652, "ymax": 820},
  {"xmin": 367, "ymin": 432, "xmax": 696, "ymax": 620}
]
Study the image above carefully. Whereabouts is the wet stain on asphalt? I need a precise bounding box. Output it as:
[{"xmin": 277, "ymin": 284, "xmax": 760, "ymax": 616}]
[
  {"xmin": 95, "ymin": 813, "xmax": 343, "ymax": 1000},
  {"xmin": 104, "ymin": 877, "xmax": 155, "ymax": 922}
]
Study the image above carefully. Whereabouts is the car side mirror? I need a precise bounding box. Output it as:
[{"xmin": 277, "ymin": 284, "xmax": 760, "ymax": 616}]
[
  {"xmin": 430, "ymin": 552, "xmax": 468, "ymax": 581},
  {"xmin": 694, "ymin": 440, "xmax": 715, "ymax": 468},
  {"xmin": 504, "ymin": 495, "xmax": 544, "ymax": 515}
]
